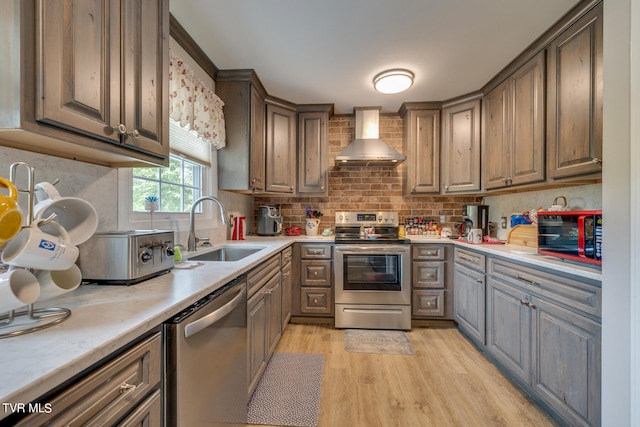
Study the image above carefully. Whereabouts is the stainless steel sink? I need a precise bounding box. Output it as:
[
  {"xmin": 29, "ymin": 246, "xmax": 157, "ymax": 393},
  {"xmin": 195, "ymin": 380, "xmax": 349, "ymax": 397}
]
[{"xmin": 188, "ymin": 245, "xmax": 267, "ymax": 262}]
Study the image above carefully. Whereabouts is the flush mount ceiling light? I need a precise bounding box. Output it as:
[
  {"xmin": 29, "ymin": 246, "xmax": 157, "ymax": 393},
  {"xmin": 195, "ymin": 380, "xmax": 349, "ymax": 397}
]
[{"xmin": 373, "ymin": 69, "xmax": 415, "ymax": 94}]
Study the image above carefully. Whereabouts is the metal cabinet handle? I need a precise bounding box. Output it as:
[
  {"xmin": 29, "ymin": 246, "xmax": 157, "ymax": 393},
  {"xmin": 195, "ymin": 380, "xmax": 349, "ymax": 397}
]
[
  {"xmin": 516, "ymin": 275, "xmax": 540, "ymax": 286},
  {"xmin": 308, "ymin": 249, "xmax": 324, "ymax": 255},
  {"xmin": 113, "ymin": 124, "xmax": 127, "ymax": 134},
  {"xmin": 592, "ymin": 157, "xmax": 602, "ymax": 165},
  {"xmin": 120, "ymin": 383, "xmax": 136, "ymax": 395},
  {"xmin": 519, "ymin": 299, "xmax": 537, "ymax": 309},
  {"xmin": 128, "ymin": 129, "xmax": 139, "ymax": 138},
  {"xmin": 476, "ymin": 279, "xmax": 483, "ymax": 284},
  {"xmin": 459, "ymin": 254, "xmax": 475, "ymax": 263},
  {"xmin": 283, "ymin": 272, "xmax": 290, "ymax": 278}
]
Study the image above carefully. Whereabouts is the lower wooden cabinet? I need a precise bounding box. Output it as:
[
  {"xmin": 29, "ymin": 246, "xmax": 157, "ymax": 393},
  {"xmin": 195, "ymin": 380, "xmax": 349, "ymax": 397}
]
[
  {"xmin": 411, "ymin": 244, "xmax": 453, "ymax": 320},
  {"xmin": 281, "ymin": 247, "xmax": 293, "ymax": 331},
  {"xmin": 485, "ymin": 256, "xmax": 601, "ymax": 426},
  {"xmin": 292, "ymin": 243, "xmax": 333, "ymax": 317},
  {"xmin": 14, "ymin": 333, "xmax": 162, "ymax": 426},
  {"xmin": 454, "ymin": 262, "xmax": 486, "ymax": 344},
  {"xmin": 248, "ymin": 272, "xmax": 282, "ymax": 394}
]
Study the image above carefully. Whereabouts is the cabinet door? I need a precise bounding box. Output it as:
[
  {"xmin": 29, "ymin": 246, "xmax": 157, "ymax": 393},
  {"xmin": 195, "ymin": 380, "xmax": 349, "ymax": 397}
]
[
  {"xmin": 511, "ymin": 51, "xmax": 545, "ymax": 186},
  {"xmin": 298, "ymin": 111, "xmax": 329, "ymax": 194},
  {"xmin": 547, "ymin": 3, "xmax": 603, "ymax": 179},
  {"xmin": 486, "ymin": 278, "xmax": 532, "ymax": 385},
  {"xmin": 441, "ymin": 99, "xmax": 481, "ymax": 193},
  {"xmin": 483, "ymin": 81, "xmax": 510, "ymax": 190},
  {"xmin": 281, "ymin": 262, "xmax": 292, "ymax": 331},
  {"xmin": 248, "ymin": 289, "xmax": 268, "ymax": 394},
  {"xmin": 405, "ymin": 109, "xmax": 440, "ymax": 193},
  {"xmin": 250, "ymin": 87, "xmax": 266, "ymax": 191},
  {"xmin": 37, "ymin": 0, "xmax": 121, "ymax": 144},
  {"xmin": 413, "ymin": 289, "xmax": 446, "ymax": 317},
  {"xmin": 266, "ymin": 103, "xmax": 296, "ymax": 193},
  {"xmin": 120, "ymin": 0, "xmax": 169, "ymax": 156},
  {"xmin": 266, "ymin": 273, "xmax": 283, "ymax": 357},
  {"xmin": 532, "ymin": 296, "xmax": 601, "ymax": 426},
  {"xmin": 454, "ymin": 263, "xmax": 485, "ymax": 344}
]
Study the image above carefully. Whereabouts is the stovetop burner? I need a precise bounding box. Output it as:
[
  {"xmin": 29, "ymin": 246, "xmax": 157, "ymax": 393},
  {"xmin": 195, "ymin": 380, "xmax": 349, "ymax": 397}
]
[{"xmin": 334, "ymin": 211, "xmax": 408, "ymax": 244}]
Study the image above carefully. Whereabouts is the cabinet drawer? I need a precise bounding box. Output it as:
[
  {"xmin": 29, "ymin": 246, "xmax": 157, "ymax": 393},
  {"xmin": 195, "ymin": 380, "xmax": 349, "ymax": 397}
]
[
  {"xmin": 413, "ymin": 290, "xmax": 446, "ymax": 317},
  {"xmin": 454, "ymin": 247, "xmax": 486, "ymax": 272},
  {"xmin": 300, "ymin": 244, "xmax": 332, "ymax": 259},
  {"xmin": 281, "ymin": 246, "xmax": 293, "ymax": 266},
  {"xmin": 117, "ymin": 389, "xmax": 162, "ymax": 427},
  {"xmin": 300, "ymin": 287, "xmax": 333, "ymax": 314},
  {"xmin": 412, "ymin": 245, "xmax": 445, "ymax": 260},
  {"xmin": 413, "ymin": 261, "xmax": 445, "ymax": 288},
  {"xmin": 16, "ymin": 333, "xmax": 161, "ymax": 427},
  {"xmin": 248, "ymin": 254, "xmax": 281, "ymax": 297},
  {"xmin": 487, "ymin": 257, "xmax": 601, "ymax": 319},
  {"xmin": 301, "ymin": 260, "xmax": 332, "ymax": 287}
]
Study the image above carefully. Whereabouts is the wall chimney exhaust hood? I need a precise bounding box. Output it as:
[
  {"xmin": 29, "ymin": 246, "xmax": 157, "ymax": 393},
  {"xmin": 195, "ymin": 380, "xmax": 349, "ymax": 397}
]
[{"xmin": 335, "ymin": 107, "xmax": 406, "ymax": 167}]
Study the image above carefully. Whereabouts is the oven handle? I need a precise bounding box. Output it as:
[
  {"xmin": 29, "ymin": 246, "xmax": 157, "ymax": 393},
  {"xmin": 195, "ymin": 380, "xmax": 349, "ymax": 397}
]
[
  {"xmin": 184, "ymin": 284, "xmax": 246, "ymax": 338},
  {"xmin": 335, "ymin": 245, "xmax": 410, "ymax": 254}
]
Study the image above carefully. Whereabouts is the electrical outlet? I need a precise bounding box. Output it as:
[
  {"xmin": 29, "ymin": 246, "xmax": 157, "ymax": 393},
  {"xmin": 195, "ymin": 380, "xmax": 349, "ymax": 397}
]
[
  {"xmin": 501, "ymin": 217, "xmax": 507, "ymax": 229},
  {"xmin": 439, "ymin": 214, "xmax": 446, "ymax": 224}
]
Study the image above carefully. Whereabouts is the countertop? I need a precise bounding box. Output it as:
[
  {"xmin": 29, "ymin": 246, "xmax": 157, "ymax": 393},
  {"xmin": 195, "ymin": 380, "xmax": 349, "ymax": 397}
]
[{"xmin": 0, "ymin": 234, "xmax": 601, "ymax": 418}]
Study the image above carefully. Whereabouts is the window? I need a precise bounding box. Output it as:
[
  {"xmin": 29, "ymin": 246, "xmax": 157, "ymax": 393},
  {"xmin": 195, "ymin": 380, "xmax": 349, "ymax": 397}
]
[{"xmin": 132, "ymin": 156, "xmax": 203, "ymax": 213}]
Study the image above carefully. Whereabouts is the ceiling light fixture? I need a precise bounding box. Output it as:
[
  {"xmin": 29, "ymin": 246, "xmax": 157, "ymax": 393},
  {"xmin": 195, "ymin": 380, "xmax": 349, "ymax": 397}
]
[{"xmin": 373, "ymin": 69, "xmax": 415, "ymax": 94}]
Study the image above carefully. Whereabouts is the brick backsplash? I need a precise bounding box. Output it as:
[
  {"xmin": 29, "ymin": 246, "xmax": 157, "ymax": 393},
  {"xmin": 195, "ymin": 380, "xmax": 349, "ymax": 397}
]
[{"xmin": 255, "ymin": 113, "xmax": 482, "ymax": 232}]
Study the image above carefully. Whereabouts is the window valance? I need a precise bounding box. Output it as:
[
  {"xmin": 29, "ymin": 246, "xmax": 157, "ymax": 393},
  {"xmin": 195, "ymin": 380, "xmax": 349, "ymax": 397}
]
[{"xmin": 169, "ymin": 53, "xmax": 226, "ymax": 149}]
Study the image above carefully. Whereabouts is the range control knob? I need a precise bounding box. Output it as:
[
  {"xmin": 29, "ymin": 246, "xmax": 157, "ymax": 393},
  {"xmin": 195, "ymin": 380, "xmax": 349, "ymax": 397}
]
[
  {"xmin": 139, "ymin": 250, "xmax": 152, "ymax": 264},
  {"xmin": 339, "ymin": 214, "xmax": 344, "ymax": 221}
]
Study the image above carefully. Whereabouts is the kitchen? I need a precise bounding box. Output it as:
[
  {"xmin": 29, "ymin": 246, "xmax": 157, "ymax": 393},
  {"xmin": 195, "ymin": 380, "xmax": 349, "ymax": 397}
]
[{"xmin": 0, "ymin": 0, "xmax": 636, "ymax": 426}]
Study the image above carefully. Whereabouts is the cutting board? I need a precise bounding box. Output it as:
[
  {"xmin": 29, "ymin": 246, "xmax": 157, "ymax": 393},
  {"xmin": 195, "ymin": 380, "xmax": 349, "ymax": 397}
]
[{"xmin": 508, "ymin": 224, "xmax": 538, "ymax": 248}]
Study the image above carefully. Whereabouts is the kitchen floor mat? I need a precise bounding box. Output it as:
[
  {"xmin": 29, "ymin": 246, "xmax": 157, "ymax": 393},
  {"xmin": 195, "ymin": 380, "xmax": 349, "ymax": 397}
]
[
  {"xmin": 344, "ymin": 329, "xmax": 415, "ymax": 355},
  {"xmin": 247, "ymin": 352, "xmax": 324, "ymax": 427}
]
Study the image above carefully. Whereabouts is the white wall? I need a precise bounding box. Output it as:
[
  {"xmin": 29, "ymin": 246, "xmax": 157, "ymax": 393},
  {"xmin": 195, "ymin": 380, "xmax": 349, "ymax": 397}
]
[
  {"xmin": 602, "ymin": 0, "xmax": 638, "ymax": 424},
  {"xmin": 0, "ymin": 145, "xmax": 118, "ymax": 232},
  {"xmin": 484, "ymin": 183, "xmax": 602, "ymax": 240}
]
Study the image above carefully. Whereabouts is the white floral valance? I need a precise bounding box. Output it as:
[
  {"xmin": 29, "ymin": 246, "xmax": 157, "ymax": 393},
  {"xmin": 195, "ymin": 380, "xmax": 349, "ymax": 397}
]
[{"xmin": 169, "ymin": 53, "xmax": 226, "ymax": 149}]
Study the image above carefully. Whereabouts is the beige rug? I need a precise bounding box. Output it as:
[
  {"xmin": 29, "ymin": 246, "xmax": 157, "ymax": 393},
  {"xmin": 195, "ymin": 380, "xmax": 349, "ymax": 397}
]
[{"xmin": 344, "ymin": 329, "xmax": 415, "ymax": 355}]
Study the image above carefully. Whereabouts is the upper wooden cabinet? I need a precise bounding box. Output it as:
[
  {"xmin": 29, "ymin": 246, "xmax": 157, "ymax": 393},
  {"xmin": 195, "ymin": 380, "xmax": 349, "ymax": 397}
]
[
  {"xmin": 265, "ymin": 98, "xmax": 297, "ymax": 193},
  {"xmin": 297, "ymin": 105, "xmax": 333, "ymax": 195},
  {"xmin": 484, "ymin": 51, "xmax": 546, "ymax": 190},
  {"xmin": 547, "ymin": 3, "xmax": 603, "ymax": 180},
  {"xmin": 216, "ymin": 70, "xmax": 268, "ymax": 193},
  {"xmin": 441, "ymin": 98, "xmax": 482, "ymax": 194},
  {"xmin": 399, "ymin": 103, "xmax": 441, "ymax": 194},
  {"xmin": 0, "ymin": 0, "xmax": 170, "ymax": 167}
]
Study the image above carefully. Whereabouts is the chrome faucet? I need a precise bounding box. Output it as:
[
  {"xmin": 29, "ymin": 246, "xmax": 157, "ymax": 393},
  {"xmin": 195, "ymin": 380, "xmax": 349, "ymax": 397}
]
[{"xmin": 187, "ymin": 196, "xmax": 229, "ymax": 251}]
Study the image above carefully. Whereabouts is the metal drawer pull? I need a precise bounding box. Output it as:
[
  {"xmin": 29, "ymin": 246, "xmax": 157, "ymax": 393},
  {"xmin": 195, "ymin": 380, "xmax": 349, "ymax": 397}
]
[
  {"xmin": 516, "ymin": 275, "xmax": 540, "ymax": 286},
  {"xmin": 120, "ymin": 383, "xmax": 136, "ymax": 395},
  {"xmin": 459, "ymin": 254, "xmax": 475, "ymax": 263},
  {"xmin": 476, "ymin": 279, "xmax": 483, "ymax": 284},
  {"xmin": 308, "ymin": 249, "xmax": 324, "ymax": 255},
  {"xmin": 425, "ymin": 251, "xmax": 437, "ymax": 256},
  {"xmin": 519, "ymin": 299, "xmax": 537, "ymax": 309}
]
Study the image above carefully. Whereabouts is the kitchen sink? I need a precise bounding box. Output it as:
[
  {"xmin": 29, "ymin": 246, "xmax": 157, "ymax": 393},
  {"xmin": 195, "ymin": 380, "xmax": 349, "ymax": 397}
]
[{"xmin": 188, "ymin": 245, "xmax": 267, "ymax": 262}]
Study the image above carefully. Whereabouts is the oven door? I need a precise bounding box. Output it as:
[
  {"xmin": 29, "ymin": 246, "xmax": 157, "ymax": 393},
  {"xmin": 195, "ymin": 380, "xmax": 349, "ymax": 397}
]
[{"xmin": 334, "ymin": 245, "xmax": 411, "ymax": 305}]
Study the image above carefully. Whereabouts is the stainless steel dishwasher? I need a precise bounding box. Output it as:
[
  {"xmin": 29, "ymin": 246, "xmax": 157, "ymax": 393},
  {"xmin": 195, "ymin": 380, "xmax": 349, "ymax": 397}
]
[{"xmin": 164, "ymin": 276, "xmax": 247, "ymax": 426}]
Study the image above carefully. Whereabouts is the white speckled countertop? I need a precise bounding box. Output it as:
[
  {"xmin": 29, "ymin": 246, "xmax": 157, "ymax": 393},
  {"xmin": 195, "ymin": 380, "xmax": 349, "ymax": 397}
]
[{"xmin": 0, "ymin": 234, "xmax": 601, "ymax": 419}]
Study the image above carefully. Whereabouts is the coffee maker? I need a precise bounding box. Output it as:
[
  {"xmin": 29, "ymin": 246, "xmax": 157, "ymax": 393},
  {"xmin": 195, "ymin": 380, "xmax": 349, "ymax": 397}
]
[
  {"xmin": 462, "ymin": 204, "xmax": 490, "ymax": 237},
  {"xmin": 256, "ymin": 205, "xmax": 283, "ymax": 236}
]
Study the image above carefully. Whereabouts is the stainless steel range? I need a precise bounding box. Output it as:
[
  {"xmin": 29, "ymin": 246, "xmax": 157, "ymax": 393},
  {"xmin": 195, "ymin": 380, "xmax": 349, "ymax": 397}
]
[{"xmin": 334, "ymin": 212, "xmax": 411, "ymax": 330}]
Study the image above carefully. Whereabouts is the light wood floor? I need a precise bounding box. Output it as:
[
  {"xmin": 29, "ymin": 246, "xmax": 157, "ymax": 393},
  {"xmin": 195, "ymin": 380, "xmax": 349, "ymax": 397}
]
[{"xmin": 253, "ymin": 323, "xmax": 560, "ymax": 427}]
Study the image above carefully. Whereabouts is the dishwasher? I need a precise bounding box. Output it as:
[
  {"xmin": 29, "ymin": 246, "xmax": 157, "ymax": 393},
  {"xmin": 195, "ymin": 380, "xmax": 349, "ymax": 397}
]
[{"xmin": 164, "ymin": 275, "xmax": 247, "ymax": 426}]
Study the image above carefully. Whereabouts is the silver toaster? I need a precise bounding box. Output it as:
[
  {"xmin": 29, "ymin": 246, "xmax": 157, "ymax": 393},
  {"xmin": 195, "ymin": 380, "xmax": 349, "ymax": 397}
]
[{"xmin": 78, "ymin": 230, "xmax": 175, "ymax": 285}]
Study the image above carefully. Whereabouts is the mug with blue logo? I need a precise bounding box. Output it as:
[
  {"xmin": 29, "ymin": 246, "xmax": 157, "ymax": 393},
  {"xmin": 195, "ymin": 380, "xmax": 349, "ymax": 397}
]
[{"xmin": 1, "ymin": 218, "xmax": 79, "ymax": 270}]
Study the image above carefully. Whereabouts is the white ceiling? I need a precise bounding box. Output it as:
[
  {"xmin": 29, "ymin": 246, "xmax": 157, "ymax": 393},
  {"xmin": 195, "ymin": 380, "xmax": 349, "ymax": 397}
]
[{"xmin": 170, "ymin": 0, "xmax": 580, "ymax": 114}]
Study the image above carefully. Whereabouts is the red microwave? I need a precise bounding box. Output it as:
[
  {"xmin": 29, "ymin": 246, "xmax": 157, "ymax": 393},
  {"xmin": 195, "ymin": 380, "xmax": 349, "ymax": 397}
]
[{"xmin": 536, "ymin": 210, "xmax": 602, "ymax": 266}]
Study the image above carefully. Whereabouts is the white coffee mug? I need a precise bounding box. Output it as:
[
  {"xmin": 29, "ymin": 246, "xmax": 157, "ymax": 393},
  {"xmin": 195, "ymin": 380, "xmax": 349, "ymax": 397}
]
[
  {"xmin": 34, "ymin": 182, "xmax": 98, "ymax": 245},
  {"xmin": 1, "ymin": 219, "xmax": 79, "ymax": 270},
  {"xmin": 0, "ymin": 267, "xmax": 40, "ymax": 313},
  {"xmin": 467, "ymin": 228, "xmax": 483, "ymax": 244},
  {"xmin": 35, "ymin": 264, "xmax": 82, "ymax": 302}
]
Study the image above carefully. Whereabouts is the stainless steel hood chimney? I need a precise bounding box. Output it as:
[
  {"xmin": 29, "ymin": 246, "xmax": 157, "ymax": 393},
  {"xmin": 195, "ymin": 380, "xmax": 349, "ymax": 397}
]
[{"xmin": 335, "ymin": 107, "xmax": 406, "ymax": 167}]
